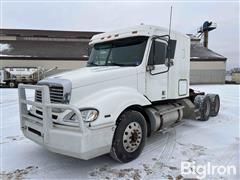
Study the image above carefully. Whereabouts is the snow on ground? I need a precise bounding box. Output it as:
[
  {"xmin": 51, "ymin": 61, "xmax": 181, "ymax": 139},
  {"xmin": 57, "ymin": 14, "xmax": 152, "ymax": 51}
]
[{"xmin": 0, "ymin": 85, "xmax": 239, "ymax": 179}]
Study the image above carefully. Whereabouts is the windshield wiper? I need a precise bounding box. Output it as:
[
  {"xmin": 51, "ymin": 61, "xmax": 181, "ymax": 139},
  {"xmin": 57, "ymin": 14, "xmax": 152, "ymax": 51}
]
[
  {"xmin": 87, "ymin": 62, "xmax": 99, "ymax": 66},
  {"xmin": 107, "ymin": 62, "xmax": 136, "ymax": 67}
]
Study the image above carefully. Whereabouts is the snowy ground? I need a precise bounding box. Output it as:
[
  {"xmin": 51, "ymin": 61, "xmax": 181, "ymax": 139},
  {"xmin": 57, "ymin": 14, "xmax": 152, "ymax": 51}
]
[{"xmin": 0, "ymin": 85, "xmax": 239, "ymax": 179}]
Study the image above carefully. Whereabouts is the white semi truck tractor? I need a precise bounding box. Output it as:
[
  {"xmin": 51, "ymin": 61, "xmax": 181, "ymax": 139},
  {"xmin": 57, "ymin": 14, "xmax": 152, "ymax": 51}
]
[{"xmin": 18, "ymin": 25, "xmax": 220, "ymax": 163}]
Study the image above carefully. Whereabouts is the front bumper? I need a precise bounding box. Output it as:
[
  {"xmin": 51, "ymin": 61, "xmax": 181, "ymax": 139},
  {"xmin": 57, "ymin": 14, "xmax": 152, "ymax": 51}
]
[{"xmin": 18, "ymin": 84, "xmax": 114, "ymax": 160}]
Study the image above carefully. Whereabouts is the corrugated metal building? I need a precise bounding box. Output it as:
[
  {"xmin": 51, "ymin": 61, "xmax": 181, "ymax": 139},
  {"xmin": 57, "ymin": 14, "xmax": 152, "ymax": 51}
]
[
  {"xmin": 0, "ymin": 29, "xmax": 100, "ymax": 76},
  {"xmin": 189, "ymin": 36, "xmax": 227, "ymax": 84},
  {"xmin": 1, "ymin": 29, "xmax": 227, "ymax": 84}
]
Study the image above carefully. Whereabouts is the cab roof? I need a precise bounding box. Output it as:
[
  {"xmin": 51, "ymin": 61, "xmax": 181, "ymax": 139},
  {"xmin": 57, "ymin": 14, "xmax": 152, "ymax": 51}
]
[{"xmin": 90, "ymin": 25, "xmax": 188, "ymax": 45}]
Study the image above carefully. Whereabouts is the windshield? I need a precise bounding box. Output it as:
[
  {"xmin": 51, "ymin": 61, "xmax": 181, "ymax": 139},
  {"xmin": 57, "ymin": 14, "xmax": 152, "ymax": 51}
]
[{"xmin": 87, "ymin": 36, "xmax": 148, "ymax": 67}]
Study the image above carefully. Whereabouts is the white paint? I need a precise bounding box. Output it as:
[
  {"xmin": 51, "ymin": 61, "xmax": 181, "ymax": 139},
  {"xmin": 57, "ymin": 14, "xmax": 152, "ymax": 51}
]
[
  {"xmin": 0, "ymin": 43, "xmax": 12, "ymax": 53},
  {"xmin": 145, "ymin": 39, "xmax": 169, "ymax": 101},
  {"xmin": 89, "ymin": 25, "xmax": 190, "ymax": 101}
]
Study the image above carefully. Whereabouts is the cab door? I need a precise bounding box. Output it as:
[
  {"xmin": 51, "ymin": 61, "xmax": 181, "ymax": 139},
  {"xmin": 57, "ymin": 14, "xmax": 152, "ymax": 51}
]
[{"xmin": 146, "ymin": 39, "xmax": 168, "ymax": 101}]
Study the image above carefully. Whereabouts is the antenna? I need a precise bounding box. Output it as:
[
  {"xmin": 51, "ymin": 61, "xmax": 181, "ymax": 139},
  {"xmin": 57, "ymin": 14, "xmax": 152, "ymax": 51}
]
[{"xmin": 169, "ymin": 6, "xmax": 173, "ymax": 37}]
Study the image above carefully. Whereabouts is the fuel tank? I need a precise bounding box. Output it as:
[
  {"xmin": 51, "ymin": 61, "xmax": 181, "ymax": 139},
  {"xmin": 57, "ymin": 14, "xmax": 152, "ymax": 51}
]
[{"xmin": 145, "ymin": 103, "xmax": 184, "ymax": 132}]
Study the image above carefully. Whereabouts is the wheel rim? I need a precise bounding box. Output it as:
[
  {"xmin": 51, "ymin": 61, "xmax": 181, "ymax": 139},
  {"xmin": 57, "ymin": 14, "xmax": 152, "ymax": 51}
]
[
  {"xmin": 9, "ymin": 82, "xmax": 15, "ymax": 88},
  {"xmin": 123, "ymin": 122, "xmax": 142, "ymax": 153}
]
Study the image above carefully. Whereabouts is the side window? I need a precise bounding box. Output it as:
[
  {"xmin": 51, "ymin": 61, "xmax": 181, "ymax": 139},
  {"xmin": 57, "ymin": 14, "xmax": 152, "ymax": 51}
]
[{"xmin": 148, "ymin": 41, "xmax": 167, "ymax": 65}]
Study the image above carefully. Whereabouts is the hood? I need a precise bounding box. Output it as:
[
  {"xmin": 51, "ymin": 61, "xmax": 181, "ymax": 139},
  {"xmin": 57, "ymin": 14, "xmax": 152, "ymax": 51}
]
[{"xmin": 47, "ymin": 66, "xmax": 137, "ymax": 88}]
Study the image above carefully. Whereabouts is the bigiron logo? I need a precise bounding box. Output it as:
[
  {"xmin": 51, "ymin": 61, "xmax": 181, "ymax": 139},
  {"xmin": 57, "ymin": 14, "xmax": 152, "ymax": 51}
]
[{"xmin": 181, "ymin": 161, "xmax": 237, "ymax": 179}]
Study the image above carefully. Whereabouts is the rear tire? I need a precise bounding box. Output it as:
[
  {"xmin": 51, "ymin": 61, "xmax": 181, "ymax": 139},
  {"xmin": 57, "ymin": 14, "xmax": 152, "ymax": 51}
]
[
  {"xmin": 194, "ymin": 95, "xmax": 211, "ymax": 121},
  {"xmin": 206, "ymin": 94, "xmax": 220, "ymax": 117},
  {"xmin": 110, "ymin": 110, "xmax": 147, "ymax": 163}
]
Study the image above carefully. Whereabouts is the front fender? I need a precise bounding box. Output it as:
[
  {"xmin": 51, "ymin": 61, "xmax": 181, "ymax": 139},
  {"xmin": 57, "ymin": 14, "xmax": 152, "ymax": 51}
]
[{"xmin": 72, "ymin": 87, "xmax": 151, "ymax": 127}]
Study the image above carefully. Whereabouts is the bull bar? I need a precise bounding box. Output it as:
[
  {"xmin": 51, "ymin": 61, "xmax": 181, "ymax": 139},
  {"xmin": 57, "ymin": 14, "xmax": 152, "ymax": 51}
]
[
  {"xmin": 18, "ymin": 84, "xmax": 85, "ymax": 140},
  {"xmin": 18, "ymin": 84, "xmax": 116, "ymax": 159}
]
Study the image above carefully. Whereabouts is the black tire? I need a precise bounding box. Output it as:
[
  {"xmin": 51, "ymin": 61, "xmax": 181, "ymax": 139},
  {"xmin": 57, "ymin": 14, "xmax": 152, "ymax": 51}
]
[
  {"xmin": 206, "ymin": 94, "xmax": 220, "ymax": 117},
  {"xmin": 110, "ymin": 110, "xmax": 147, "ymax": 163},
  {"xmin": 194, "ymin": 95, "xmax": 211, "ymax": 121},
  {"xmin": 8, "ymin": 81, "xmax": 16, "ymax": 88}
]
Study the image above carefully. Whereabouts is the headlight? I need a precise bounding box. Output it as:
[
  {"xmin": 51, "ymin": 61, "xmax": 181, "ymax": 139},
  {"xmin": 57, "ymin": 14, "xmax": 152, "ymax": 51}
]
[
  {"xmin": 81, "ymin": 109, "xmax": 99, "ymax": 122},
  {"xmin": 63, "ymin": 109, "xmax": 99, "ymax": 123}
]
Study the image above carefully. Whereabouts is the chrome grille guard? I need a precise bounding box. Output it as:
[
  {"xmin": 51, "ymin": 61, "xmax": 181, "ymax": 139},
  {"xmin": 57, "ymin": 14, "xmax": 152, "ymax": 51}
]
[{"xmin": 18, "ymin": 84, "xmax": 85, "ymax": 139}]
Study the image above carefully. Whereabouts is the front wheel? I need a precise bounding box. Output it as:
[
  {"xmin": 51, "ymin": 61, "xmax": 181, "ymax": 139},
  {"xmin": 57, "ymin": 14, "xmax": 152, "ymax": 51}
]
[{"xmin": 110, "ymin": 110, "xmax": 147, "ymax": 163}]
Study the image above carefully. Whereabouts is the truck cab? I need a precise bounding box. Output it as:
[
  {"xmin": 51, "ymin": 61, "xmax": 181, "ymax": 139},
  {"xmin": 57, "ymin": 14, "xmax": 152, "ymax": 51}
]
[{"xmin": 18, "ymin": 25, "xmax": 220, "ymax": 162}]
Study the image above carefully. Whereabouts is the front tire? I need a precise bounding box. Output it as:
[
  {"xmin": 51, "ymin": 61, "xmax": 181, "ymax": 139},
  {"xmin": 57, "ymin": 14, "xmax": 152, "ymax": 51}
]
[{"xmin": 110, "ymin": 110, "xmax": 147, "ymax": 163}]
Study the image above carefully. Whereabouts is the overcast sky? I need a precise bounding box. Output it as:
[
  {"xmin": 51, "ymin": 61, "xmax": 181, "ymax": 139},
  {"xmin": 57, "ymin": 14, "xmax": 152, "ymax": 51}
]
[{"xmin": 1, "ymin": 1, "xmax": 239, "ymax": 70}]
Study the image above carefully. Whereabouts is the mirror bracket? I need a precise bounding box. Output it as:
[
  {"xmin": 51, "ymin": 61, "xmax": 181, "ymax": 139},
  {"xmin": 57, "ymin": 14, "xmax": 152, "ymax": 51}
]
[
  {"xmin": 166, "ymin": 59, "xmax": 174, "ymax": 67},
  {"xmin": 146, "ymin": 65, "xmax": 155, "ymax": 71}
]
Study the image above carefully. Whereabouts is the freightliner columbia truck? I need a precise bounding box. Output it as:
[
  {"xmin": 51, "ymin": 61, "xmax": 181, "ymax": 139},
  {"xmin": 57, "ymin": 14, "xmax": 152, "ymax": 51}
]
[{"xmin": 18, "ymin": 25, "xmax": 220, "ymax": 163}]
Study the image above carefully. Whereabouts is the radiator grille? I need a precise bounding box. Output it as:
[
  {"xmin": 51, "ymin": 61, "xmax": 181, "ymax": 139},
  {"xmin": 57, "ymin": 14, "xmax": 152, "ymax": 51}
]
[{"xmin": 35, "ymin": 86, "xmax": 64, "ymax": 103}]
